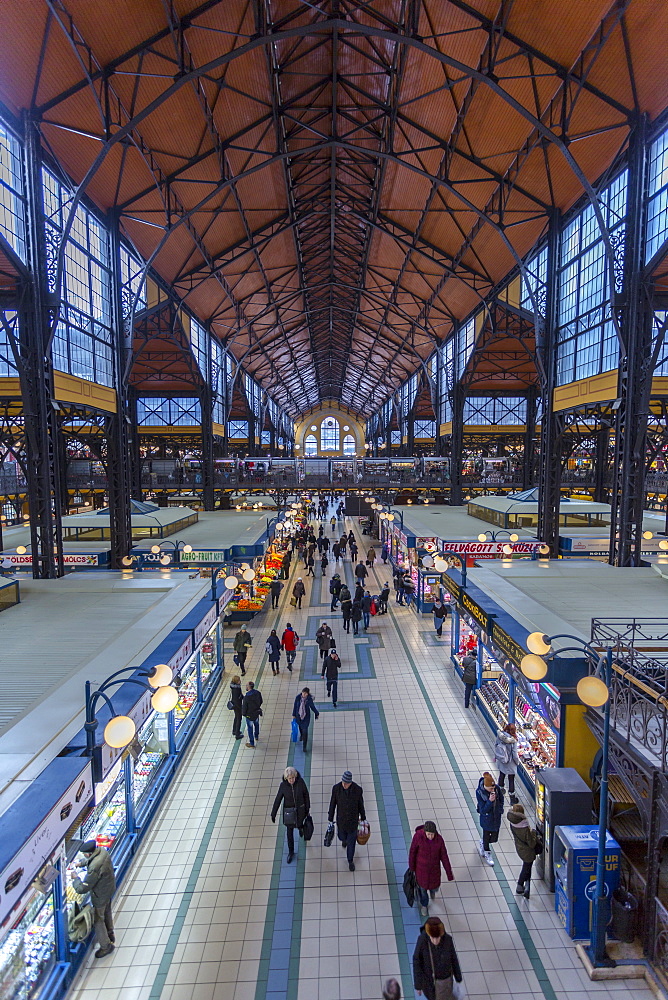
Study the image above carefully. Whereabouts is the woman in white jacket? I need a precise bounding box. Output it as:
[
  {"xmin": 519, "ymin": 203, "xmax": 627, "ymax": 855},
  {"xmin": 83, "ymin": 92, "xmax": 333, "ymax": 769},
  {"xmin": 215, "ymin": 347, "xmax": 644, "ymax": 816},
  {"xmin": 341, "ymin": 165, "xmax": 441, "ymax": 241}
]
[{"xmin": 494, "ymin": 723, "xmax": 519, "ymax": 804}]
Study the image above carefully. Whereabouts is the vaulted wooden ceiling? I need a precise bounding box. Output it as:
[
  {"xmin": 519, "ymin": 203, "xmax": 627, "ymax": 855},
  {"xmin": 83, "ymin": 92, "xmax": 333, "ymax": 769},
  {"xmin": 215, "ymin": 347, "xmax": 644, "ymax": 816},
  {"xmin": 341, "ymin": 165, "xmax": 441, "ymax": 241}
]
[{"xmin": 0, "ymin": 0, "xmax": 666, "ymax": 415}]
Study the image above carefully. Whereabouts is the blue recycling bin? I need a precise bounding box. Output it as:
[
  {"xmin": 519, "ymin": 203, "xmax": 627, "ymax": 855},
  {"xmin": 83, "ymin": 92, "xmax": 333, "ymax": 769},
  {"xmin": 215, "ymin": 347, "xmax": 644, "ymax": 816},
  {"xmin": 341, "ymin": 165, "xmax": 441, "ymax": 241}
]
[{"xmin": 553, "ymin": 825, "xmax": 621, "ymax": 939}]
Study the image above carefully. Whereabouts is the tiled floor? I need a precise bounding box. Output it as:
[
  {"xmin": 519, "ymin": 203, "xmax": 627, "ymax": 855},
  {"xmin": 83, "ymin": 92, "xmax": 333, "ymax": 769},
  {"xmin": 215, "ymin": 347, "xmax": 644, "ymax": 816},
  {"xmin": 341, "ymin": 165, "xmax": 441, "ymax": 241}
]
[{"xmin": 68, "ymin": 516, "xmax": 655, "ymax": 1000}]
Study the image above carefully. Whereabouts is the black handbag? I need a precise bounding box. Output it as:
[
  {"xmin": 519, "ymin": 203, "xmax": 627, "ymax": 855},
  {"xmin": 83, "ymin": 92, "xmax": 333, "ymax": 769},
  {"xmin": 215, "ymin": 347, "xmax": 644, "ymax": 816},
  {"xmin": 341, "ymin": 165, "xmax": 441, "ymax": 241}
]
[
  {"xmin": 227, "ymin": 699, "xmax": 234, "ymax": 710},
  {"xmin": 324, "ymin": 822, "xmax": 335, "ymax": 847},
  {"xmin": 283, "ymin": 786, "xmax": 298, "ymax": 826},
  {"xmin": 302, "ymin": 815, "xmax": 314, "ymax": 841}
]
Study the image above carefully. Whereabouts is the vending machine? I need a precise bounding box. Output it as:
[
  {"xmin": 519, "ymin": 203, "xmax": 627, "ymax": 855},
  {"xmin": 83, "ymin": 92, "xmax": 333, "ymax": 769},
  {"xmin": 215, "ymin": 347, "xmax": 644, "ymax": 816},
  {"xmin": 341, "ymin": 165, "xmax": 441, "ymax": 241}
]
[
  {"xmin": 553, "ymin": 826, "xmax": 621, "ymax": 939},
  {"xmin": 535, "ymin": 768, "xmax": 592, "ymax": 891}
]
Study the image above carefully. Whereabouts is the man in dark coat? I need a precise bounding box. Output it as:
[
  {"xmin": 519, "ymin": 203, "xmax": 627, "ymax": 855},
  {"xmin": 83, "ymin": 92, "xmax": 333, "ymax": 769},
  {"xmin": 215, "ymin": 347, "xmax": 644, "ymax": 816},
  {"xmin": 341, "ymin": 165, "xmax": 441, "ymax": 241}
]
[
  {"xmin": 292, "ymin": 687, "xmax": 319, "ymax": 752},
  {"xmin": 461, "ymin": 649, "xmax": 477, "ymax": 708},
  {"xmin": 242, "ymin": 680, "xmax": 263, "ymax": 748},
  {"xmin": 270, "ymin": 578, "xmax": 283, "ymax": 609},
  {"xmin": 328, "ymin": 770, "xmax": 366, "ymax": 871},
  {"xmin": 72, "ymin": 841, "xmax": 116, "ymax": 957},
  {"xmin": 351, "ymin": 599, "xmax": 363, "ymax": 635},
  {"xmin": 316, "ymin": 621, "xmax": 333, "ymax": 659},
  {"xmin": 321, "ymin": 649, "xmax": 340, "ymax": 706},
  {"xmin": 292, "ymin": 577, "xmax": 306, "ymax": 609},
  {"xmin": 271, "ymin": 766, "xmax": 310, "ymax": 864},
  {"xmin": 355, "ymin": 561, "xmax": 368, "ymax": 585}
]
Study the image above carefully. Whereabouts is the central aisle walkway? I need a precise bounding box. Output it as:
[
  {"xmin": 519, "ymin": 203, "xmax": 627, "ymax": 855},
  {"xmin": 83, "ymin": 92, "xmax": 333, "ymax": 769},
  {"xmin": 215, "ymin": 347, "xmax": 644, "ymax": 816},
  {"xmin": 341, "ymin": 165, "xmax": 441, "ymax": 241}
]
[{"xmin": 69, "ymin": 515, "xmax": 653, "ymax": 1000}]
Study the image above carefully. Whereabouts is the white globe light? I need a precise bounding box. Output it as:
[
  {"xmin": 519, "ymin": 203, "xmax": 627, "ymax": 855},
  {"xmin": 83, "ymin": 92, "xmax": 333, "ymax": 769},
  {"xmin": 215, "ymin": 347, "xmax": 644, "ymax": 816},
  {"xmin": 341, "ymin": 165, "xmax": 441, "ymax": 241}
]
[
  {"xmin": 520, "ymin": 654, "xmax": 548, "ymax": 681},
  {"xmin": 509, "ymin": 533, "xmax": 519, "ymax": 543},
  {"xmin": 160, "ymin": 554, "xmax": 172, "ymax": 566},
  {"xmin": 387, "ymin": 513, "xmax": 395, "ymax": 522},
  {"xmin": 379, "ymin": 512, "xmax": 387, "ymax": 520},
  {"xmin": 539, "ymin": 543, "xmax": 550, "ymax": 555},
  {"xmin": 433, "ymin": 557, "xmax": 448, "ymax": 572},
  {"xmin": 104, "ymin": 715, "xmax": 136, "ymax": 749},
  {"xmin": 151, "ymin": 544, "xmax": 161, "ymax": 554},
  {"xmin": 16, "ymin": 545, "xmax": 26, "ymax": 555},
  {"xmin": 527, "ymin": 632, "xmax": 552, "ymax": 655},
  {"xmin": 502, "ymin": 543, "xmax": 513, "ymax": 555},
  {"xmin": 148, "ymin": 663, "xmax": 172, "ymax": 687},
  {"xmin": 659, "ymin": 539, "xmax": 668, "ymax": 551},
  {"xmin": 1, "ymin": 558, "xmax": 13, "ymax": 569},
  {"xmin": 343, "ymin": 425, "xmax": 350, "ymax": 431},
  {"xmin": 577, "ymin": 675, "xmax": 610, "ymax": 708},
  {"xmin": 182, "ymin": 544, "xmax": 193, "ymax": 553},
  {"xmin": 478, "ymin": 533, "xmax": 487, "ymax": 542},
  {"xmin": 422, "ymin": 555, "xmax": 434, "ymax": 568},
  {"xmin": 243, "ymin": 568, "xmax": 256, "ymax": 582},
  {"xmin": 225, "ymin": 575, "xmax": 239, "ymax": 590},
  {"xmin": 151, "ymin": 685, "xmax": 179, "ymax": 712},
  {"xmin": 121, "ymin": 555, "xmax": 133, "ymax": 567},
  {"xmin": 643, "ymin": 530, "xmax": 654, "ymax": 540}
]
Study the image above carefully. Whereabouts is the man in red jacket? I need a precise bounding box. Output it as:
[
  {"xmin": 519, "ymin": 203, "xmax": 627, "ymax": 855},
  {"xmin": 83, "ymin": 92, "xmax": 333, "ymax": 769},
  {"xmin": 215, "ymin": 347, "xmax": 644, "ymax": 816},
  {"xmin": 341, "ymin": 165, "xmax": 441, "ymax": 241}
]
[
  {"xmin": 281, "ymin": 623, "xmax": 300, "ymax": 672},
  {"xmin": 408, "ymin": 821, "xmax": 454, "ymax": 917}
]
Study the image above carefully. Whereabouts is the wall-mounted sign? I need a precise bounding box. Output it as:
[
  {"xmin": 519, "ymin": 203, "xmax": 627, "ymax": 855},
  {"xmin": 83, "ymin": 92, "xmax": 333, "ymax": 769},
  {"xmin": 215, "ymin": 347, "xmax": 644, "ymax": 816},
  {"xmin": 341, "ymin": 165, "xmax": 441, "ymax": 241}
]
[
  {"xmin": 0, "ymin": 762, "xmax": 93, "ymax": 926},
  {"xmin": 179, "ymin": 550, "xmax": 226, "ymax": 565},
  {"xmin": 194, "ymin": 605, "xmax": 218, "ymax": 647},
  {"xmin": 170, "ymin": 634, "xmax": 194, "ymax": 672},
  {"xmin": 439, "ymin": 571, "xmax": 460, "ymax": 601},
  {"xmin": 460, "ymin": 591, "xmax": 493, "ymax": 633},
  {"xmin": 439, "ymin": 540, "xmax": 543, "ymax": 556},
  {"xmin": 5, "ymin": 553, "xmax": 100, "ymax": 567},
  {"xmin": 491, "ymin": 624, "xmax": 527, "ymax": 669}
]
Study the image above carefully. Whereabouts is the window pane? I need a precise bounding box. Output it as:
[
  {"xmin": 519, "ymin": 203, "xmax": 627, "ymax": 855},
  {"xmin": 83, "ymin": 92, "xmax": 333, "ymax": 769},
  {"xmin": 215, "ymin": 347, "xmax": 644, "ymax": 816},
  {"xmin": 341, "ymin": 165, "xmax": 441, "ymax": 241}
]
[
  {"xmin": 304, "ymin": 435, "xmax": 318, "ymax": 456},
  {"xmin": 321, "ymin": 417, "xmax": 339, "ymax": 450}
]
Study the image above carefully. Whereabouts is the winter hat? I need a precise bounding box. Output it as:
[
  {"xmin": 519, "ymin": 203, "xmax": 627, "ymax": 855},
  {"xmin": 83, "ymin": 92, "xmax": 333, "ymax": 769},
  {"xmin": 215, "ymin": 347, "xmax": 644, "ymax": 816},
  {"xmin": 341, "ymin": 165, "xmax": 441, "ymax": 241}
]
[
  {"xmin": 425, "ymin": 917, "xmax": 445, "ymax": 938},
  {"xmin": 286, "ymin": 623, "xmax": 292, "ymax": 628},
  {"xmin": 341, "ymin": 770, "xmax": 353, "ymax": 783},
  {"xmin": 81, "ymin": 840, "xmax": 97, "ymax": 854},
  {"xmin": 424, "ymin": 821, "xmax": 437, "ymax": 834},
  {"xmin": 483, "ymin": 771, "xmax": 495, "ymax": 789},
  {"xmin": 511, "ymin": 803, "xmax": 525, "ymax": 814}
]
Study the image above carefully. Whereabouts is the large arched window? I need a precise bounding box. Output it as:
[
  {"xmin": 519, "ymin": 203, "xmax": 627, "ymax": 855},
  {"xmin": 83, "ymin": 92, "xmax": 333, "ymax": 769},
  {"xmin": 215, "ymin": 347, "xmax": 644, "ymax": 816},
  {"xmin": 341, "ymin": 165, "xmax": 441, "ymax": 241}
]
[
  {"xmin": 342, "ymin": 434, "xmax": 356, "ymax": 456},
  {"xmin": 320, "ymin": 417, "xmax": 339, "ymax": 451},
  {"xmin": 304, "ymin": 434, "xmax": 318, "ymax": 456}
]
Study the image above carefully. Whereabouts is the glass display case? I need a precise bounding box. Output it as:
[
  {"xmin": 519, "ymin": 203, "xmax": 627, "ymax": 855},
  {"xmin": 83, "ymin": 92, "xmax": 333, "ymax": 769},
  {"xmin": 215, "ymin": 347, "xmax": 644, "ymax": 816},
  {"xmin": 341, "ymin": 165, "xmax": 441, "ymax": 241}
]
[
  {"xmin": 76, "ymin": 760, "xmax": 126, "ymax": 854},
  {"xmin": 0, "ymin": 884, "xmax": 56, "ymax": 1000},
  {"xmin": 174, "ymin": 659, "xmax": 198, "ymax": 735},
  {"xmin": 132, "ymin": 715, "xmax": 168, "ymax": 811},
  {"xmin": 476, "ymin": 673, "xmax": 558, "ymax": 784},
  {"xmin": 198, "ymin": 631, "xmax": 218, "ymax": 691}
]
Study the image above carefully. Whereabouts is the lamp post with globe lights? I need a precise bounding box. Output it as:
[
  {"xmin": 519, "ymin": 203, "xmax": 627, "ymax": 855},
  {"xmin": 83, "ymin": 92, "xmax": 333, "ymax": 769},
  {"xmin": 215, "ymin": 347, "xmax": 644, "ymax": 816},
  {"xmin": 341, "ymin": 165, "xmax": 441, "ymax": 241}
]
[
  {"xmin": 433, "ymin": 551, "xmax": 468, "ymax": 588},
  {"xmin": 520, "ymin": 631, "xmax": 615, "ymax": 968},
  {"xmin": 85, "ymin": 662, "xmax": 177, "ymax": 781}
]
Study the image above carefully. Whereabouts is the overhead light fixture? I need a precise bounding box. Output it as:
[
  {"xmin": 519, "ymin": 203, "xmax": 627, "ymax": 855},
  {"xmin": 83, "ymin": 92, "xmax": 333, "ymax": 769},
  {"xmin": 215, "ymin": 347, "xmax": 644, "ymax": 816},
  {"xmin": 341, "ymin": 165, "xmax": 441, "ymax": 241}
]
[
  {"xmin": 151, "ymin": 685, "xmax": 179, "ymax": 713},
  {"xmin": 148, "ymin": 663, "xmax": 173, "ymax": 687},
  {"xmin": 520, "ymin": 654, "xmax": 548, "ymax": 681},
  {"xmin": 527, "ymin": 632, "xmax": 552, "ymax": 655},
  {"xmin": 225, "ymin": 575, "xmax": 239, "ymax": 590},
  {"xmin": 104, "ymin": 715, "xmax": 136, "ymax": 749},
  {"xmin": 576, "ymin": 675, "xmax": 610, "ymax": 707},
  {"xmin": 16, "ymin": 545, "xmax": 26, "ymax": 555}
]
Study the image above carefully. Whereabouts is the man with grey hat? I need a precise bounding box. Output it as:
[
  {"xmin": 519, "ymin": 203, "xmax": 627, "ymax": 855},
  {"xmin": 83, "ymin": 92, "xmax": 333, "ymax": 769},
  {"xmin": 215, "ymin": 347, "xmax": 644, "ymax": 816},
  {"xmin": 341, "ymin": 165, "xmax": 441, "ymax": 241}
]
[
  {"xmin": 71, "ymin": 840, "xmax": 116, "ymax": 957},
  {"xmin": 328, "ymin": 770, "xmax": 366, "ymax": 871}
]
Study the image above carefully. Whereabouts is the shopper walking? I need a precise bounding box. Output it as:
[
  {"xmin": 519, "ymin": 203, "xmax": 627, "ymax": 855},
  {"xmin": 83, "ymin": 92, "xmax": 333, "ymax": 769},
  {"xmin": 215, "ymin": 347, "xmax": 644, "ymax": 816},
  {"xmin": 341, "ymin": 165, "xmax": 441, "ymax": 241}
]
[
  {"xmin": 402, "ymin": 571, "xmax": 415, "ymax": 607},
  {"xmin": 233, "ymin": 627, "xmax": 252, "ymax": 676},
  {"xmin": 381, "ymin": 542, "xmax": 389, "ymax": 564},
  {"xmin": 329, "ymin": 573, "xmax": 342, "ymax": 610},
  {"xmin": 229, "ymin": 674, "xmax": 244, "ymax": 739},
  {"xmin": 476, "ymin": 771, "xmax": 504, "ymax": 865},
  {"xmin": 495, "ymin": 723, "xmax": 520, "ymax": 803},
  {"xmin": 316, "ymin": 621, "xmax": 333, "ymax": 660},
  {"xmin": 306, "ymin": 552, "xmax": 315, "ymax": 577},
  {"xmin": 461, "ymin": 649, "xmax": 477, "ymax": 708},
  {"xmin": 507, "ymin": 802, "xmax": 539, "ymax": 898},
  {"xmin": 341, "ymin": 588, "xmax": 352, "ymax": 632},
  {"xmin": 332, "ymin": 541, "xmax": 341, "ymax": 563},
  {"xmin": 281, "ymin": 551, "xmax": 291, "ymax": 579},
  {"xmin": 281, "ymin": 623, "xmax": 300, "ymax": 672},
  {"xmin": 270, "ymin": 578, "xmax": 283, "ymax": 609},
  {"xmin": 271, "ymin": 766, "xmax": 310, "ymax": 864},
  {"xmin": 266, "ymin": 629, "xmax": 282, "ymax": 675},
  {"xmin": 367, "ymin": 545, "xmax": 376, "ymax": 568},
  {"xmin": 355, "ymin": 561, "xmax": 368, "ymax": 585},
  {"xmin": 320, "ymin": 552, "xmax": 329, "ymax": 574},
  {"xmin": 242, "ymin": 680, "xmax": 263, "ymax": 747},
  {"xmin": 408, "ymin": 822, "xmax": 454, "ymax": 917},
  {"xmin": 349, "ymin": 539, "xmax": 358, "ymax": 561},
  {"xmin": 412, "ymin": 917, "xmax": 462, "ymax": 1000},
  {"xmin": 432, "ymin": 599, "xmax": 447, "ymax": 638},
  {"xmin": 72, "ymin": 841, "xmax": 116, "ymax": 958},
  {"xmin": 361, "ymin": 590, "xmax": 372, "ymax": 630},
  {"xmin": 330, "ymin": 516, "xmax": 337, "ymax": 533},
  {"xmin": 292, "ymin": 687, "xmax": 319, "ymax": 752},
  {"xmin": 351, "ymin": 598, "xmax": 363, "ymax": 635},
  {"xmin": 322, "ymin": 648, "xmax": 340, "ymax": 706},
  {"xmin": 292, "ymin": 577, "xmax": 306, "ymax": 609},
  {"xmin": 378, "ymin": 581, "xmax": 390, "ymax": 614},
  {"xmin": 328, "ymin": 770, "xmax": 366, "ymax": 871}
]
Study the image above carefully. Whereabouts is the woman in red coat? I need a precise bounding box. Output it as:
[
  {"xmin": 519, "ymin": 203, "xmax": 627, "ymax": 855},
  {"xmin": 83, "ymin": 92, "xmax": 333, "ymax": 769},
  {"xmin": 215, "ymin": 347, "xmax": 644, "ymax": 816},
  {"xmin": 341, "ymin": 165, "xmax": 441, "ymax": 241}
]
[{"xmin": 408, "ymin": 821, "xmax": 454, "ymax": 916}]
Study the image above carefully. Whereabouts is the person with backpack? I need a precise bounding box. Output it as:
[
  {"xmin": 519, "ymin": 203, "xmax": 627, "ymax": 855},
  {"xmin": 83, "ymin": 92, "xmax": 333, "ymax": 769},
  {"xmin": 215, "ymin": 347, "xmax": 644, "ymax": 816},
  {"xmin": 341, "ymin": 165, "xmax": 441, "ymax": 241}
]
[
  {"xmin": 270, "ymin": 578, "xmax": 283, "ymax": 609},
  {"xmin": 292, "ymin": 687, "xmax": 319, "ymax": 752},
  {"xmin": 341, "ymin": 587, "xmax": 353, "ymax": 632},
  {"xmin": 461, "ymin": 649, "xmax": 477, "ymax": 708},
  {"xmin": 281, "ymin": 623, "xmax": 300, "ymax": 671},
  {"xmin": 229, "ymin": 674, "xmax": 244, "ymax": 739},
  {"xmin": 494, "ymin": 723, "xmax": 520, "ymax": 803},
  {"xmin": 266, "ymin": 629, "xmax": 282, "ymax": 675},
  {"xmin": 271, "ymin": 766, "xmax": 310, "ymax": 864},
  {"xmin": 378, "ymin": 581, "xmax": 390, "ymax": 615},
  {"xmin": 322, "ymin": 648, "xmax": 340, "ymax": 707},
  {"xmin": 292, "ymin": 577, "xmax": 306, "ymax": 609},
  {"xmin": 242, "ymin": 680, "xmax": 263, "ymax": 748},
  {"xmin": 432, "ymin": 599, "xmax": 448, "ymax": 638},
  {"xmin": 355, "ymin": 561, "xmax": 368, "ymax": 586},
  {"xmin": 476, "ymin": 771, "xmax": 504, "ymax": 866},
  {"xmin": 316, "ymin": 621, "xmax": 333, "ymax": 660},
  {"xmin": 233, "ymin": 627, "xmax": 252, "ymax": 675},
  {"xmin": 507, "ymin": 802, "xmax": 539, "ymax": 898},
  {"xmin": 329, "ymin": 573, "xmax": 342, "ymax": 610}
]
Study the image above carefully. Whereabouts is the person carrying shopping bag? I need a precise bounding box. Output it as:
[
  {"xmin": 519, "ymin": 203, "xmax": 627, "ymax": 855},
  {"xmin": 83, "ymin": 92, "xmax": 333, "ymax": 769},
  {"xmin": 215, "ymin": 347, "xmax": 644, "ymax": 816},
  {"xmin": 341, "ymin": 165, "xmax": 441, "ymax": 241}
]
[
  {"xmin": 292, "ymin": 687, "xmax": 319, "ymax": 752},
  {"xmin": 271, "ymin": 766, "xmax": 310, "ymax": 864},
  {"xmin": 233, "ymin": 627, "xmax": 252, "ymax": 675},
  {"xmin": 413, "ymin": 917, "xmax": 462, "ymax": 1000},
  {"xmin": 408, "ymin": 822, "xmax": 454, "ymax": 917}
]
